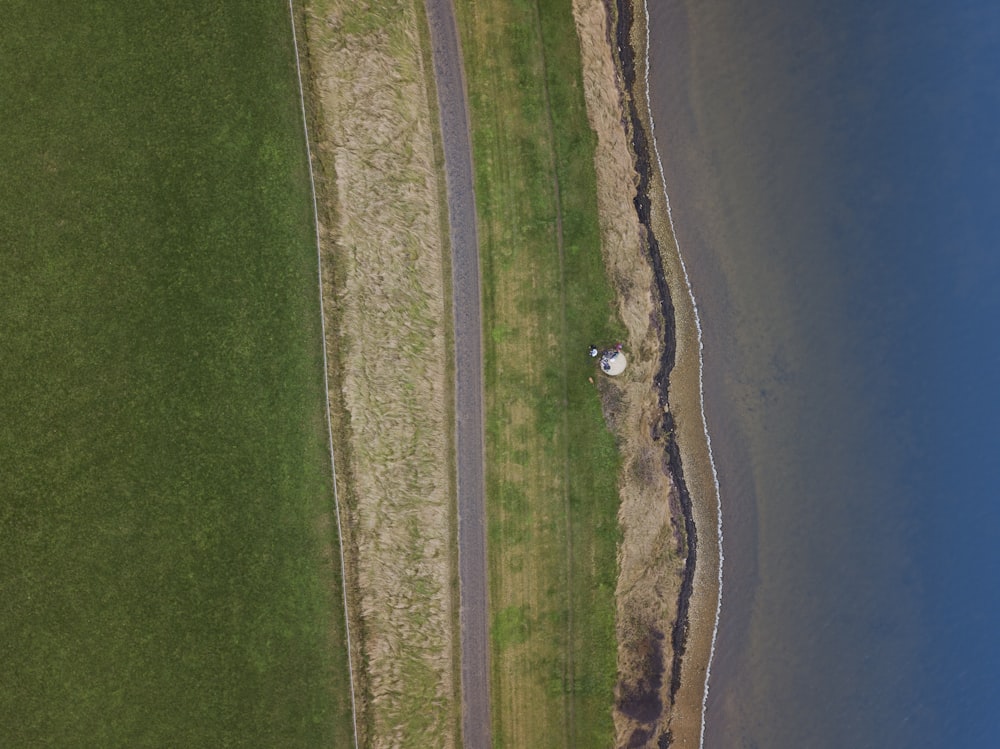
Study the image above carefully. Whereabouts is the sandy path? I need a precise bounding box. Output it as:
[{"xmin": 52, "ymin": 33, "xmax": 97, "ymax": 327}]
[{"xmin": 423, "ymin": 0, "xmax": 491, "ymax": 747}]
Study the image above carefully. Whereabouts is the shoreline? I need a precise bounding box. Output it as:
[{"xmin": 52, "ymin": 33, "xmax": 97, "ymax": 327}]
[
  {"xmin": 634, "ymin": 0, "xmax": 725, "ymax": 739},
  {"xmin": 607, "ymin": 0, "xmax": 724, "ymax": 744},
  {"xmin": 612, "ymin": 0, "xmax": 698, "ymax": 712},
  {"xmin": 630, "ymin": 0, "xmax": 725, "ymax": 743}
]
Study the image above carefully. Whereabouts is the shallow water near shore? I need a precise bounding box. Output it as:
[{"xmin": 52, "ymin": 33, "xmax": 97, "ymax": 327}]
[{"xmin": 645, "ymin": 0, "xmax": 1000, "ymax": 745}]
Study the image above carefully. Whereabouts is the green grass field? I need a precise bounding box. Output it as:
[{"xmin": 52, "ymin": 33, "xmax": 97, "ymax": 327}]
[
  {"xmin": 1, "ymin": 2, "xmax": 353, "ymax": 745},
  {"xmin": 456, "ymin": 0, "xmax": 624, "ymax": 745}
]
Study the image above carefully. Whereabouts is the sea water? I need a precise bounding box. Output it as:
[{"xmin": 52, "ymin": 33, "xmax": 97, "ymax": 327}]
[{"xmin": 645, "ymin": 0, "xmax": 1000, "ymax": 745}]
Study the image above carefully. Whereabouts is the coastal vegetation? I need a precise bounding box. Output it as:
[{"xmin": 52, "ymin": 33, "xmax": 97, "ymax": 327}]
[
  {"xmin": 609, "ymin": 2, "xmax": 724, "ymax": 743},
  {"xmin": 454, "ymin": 0, "xmax": 625, "ymax": 744},
  {"xmin": 1, "ymin": 2, "xmax": 353, "ymax": 745},
  {"xmin": 302, "ymin": 0, "xmax": 460, "ymax": 745}
]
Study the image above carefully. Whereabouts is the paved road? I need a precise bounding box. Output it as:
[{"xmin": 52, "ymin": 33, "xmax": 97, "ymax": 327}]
[{"xmin": 423, "ymin": 2, "xmax": 491, "ymax": 748}]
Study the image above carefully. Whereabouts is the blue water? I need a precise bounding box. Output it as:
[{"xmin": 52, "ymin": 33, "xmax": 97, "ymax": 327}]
[{"xmin": 646, "ymin": 1, "xmax": 1000, "ymax": 745}]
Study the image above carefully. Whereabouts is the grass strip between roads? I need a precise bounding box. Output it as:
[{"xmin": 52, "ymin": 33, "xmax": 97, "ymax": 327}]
[
  {"xmin": 0, "ymin": 2, "xmax": 353, "ymax": 745},
  {"xmin": 455, "ymin": 0, "xmax": 625, "ymax": 745}
]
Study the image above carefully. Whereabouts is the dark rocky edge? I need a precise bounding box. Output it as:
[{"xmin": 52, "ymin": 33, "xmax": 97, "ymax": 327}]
[{"xmin": 611, "ymin": 0, "xmax": 699, "ymax": 744}]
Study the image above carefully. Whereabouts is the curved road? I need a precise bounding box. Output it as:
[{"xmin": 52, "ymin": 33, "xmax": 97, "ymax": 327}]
[{"xmin": 423, "ymin": 2, "xmax": 491, "ymax": 747}]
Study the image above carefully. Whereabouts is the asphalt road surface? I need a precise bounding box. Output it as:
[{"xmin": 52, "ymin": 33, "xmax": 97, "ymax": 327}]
[{"xmin": 423, "ymin": 2, "xmax": 491, "ymax": 747}]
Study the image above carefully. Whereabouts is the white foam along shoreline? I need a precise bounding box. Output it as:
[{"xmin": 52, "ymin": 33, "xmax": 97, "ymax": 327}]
[{"xmin": 639, "ymin": 1, "xmax": 724, "ymax": 746}]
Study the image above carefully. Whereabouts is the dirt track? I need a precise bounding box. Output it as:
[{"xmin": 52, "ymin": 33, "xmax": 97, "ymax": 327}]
[{"xmin": 423, "ymin": 1, "xmax": 491, "ymax": 747}]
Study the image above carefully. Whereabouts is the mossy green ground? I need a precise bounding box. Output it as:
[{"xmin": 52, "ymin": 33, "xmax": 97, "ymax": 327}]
[
  {"xmin": 456, "ymin": 0, "xmax": 624, "ymax": 745},
  {"xmin": 1, "ymin": 2, "xmax": 352, "ymax": 745}
]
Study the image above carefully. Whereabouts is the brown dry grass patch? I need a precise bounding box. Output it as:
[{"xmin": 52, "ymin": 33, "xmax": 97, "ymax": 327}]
[{"xmin": 303, "ymin": 0, "xmax": 458, "ymax": 745}]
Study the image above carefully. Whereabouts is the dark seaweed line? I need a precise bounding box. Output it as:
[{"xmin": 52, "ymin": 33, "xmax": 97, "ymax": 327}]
[{"xmin": 612, "ymin": 0, "xmax": 699, "ymax": 737}]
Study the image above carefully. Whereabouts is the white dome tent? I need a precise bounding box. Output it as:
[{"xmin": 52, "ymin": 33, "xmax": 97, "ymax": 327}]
[
  {"xmin": 590, "ymin": 344, "xmax": 627, "ymax": 376},
  {"xmin": 601, "ymin": 350, "xmax": 626, "ymax": 376}
]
